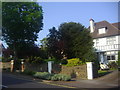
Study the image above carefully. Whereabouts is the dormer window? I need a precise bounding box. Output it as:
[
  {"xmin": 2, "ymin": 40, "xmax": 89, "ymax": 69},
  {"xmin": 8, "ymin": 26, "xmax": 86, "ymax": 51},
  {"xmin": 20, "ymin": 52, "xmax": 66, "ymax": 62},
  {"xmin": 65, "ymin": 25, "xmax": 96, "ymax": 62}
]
[{"xmin": 98, "ymin": 27, "xmax": 107, "ymax": 34}]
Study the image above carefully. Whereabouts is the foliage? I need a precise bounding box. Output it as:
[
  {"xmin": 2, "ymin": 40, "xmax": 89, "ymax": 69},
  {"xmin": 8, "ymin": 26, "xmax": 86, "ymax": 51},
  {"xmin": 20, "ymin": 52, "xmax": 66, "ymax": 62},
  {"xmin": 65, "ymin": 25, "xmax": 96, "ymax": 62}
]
[
  {"xmin": 44, "ymin": 57, "xmax": 60, "ymax": 63},
  {"xmin": 108, "ymin": 61, "xmax": 118, "ymax": 69},
  {"xmin": 47, "ymin": 27, "xmax": 62, "ymax": 59},
  {"xmin": 14, "ymin": 59, "xmax": 21, "ymax": 70},
  {"xmin": 98, "ymin": 70, "xmax": 111, "ymax": 77},
  {"xmin": 2, "ymin": 2, "xmax": 43, "ymax": 58},
  {"xmin": 2, "ymin": 57, "xmax": 13, "ymax": 62},
  {"xmin": 33, "ymin": 72, "xmax": 71, "ymax": 81},
  {"xmin": 40, "ymin": 38, "xmax": 48, "ymax": 51},
  {"xmin": 21, "ymin": 69, "xmax": 36, "ymax": 76},
  {"xmin": 51, "ymin": 74, "xmax": 71, "ymax": 81},
  {"xmin": 26, "ymin": 56, "xmax": 45, "ymax": 64},
  {"xmin": 61, "ymin": 59, "xmax": 68, "ymax": 65},
  {"xmin": 46, "ymin": 22, "xmax": 94, "ymax": 63},
  {"xmin": 33, "ymin": 72, "xmax": 52, "ymax": 80},
  {"xmin": 39, "ymin": 38, "xmax": 49, "ymax": 59},
  {"xmin": 65, "ymin": 58, "xmax": 85, "ymax": 67},
  {"xmin": 118, "ymin": 51, "xmax": 120, "ymax": 66}
]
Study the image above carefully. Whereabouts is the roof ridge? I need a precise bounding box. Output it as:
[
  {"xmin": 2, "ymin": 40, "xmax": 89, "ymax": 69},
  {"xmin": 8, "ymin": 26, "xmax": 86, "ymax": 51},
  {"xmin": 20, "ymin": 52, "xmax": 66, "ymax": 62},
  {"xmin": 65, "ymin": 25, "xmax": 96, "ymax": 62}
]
[
  {"xmin": 110, "ymin": 22, "xmax": 119, "ymax": 30},
  {"xmin": 111, "ymin": 22, "xmax": 120, "ymax": 24},
  {"xmin": 95, "ymin": 20, "xmax": 108, "ymax": 24}
]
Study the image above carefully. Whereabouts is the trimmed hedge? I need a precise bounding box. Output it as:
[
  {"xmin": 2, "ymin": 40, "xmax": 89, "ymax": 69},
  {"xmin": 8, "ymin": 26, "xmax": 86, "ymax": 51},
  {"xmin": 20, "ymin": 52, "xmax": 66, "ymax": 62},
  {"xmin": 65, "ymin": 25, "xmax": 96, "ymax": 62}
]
[
  {"xmin": 33, "ymin": 72, "xmax": 71, "ymax": 81},
  {"xmin": 34, "ymin": 72, "xmax": 52, "ymax": 80},
  {"xmin": 65, "ymin": 58, "xmax": 85, "ymax": 66},
  {"xmin": 51, "ymin": 74, "xmax": 71, "ymax": 81}
]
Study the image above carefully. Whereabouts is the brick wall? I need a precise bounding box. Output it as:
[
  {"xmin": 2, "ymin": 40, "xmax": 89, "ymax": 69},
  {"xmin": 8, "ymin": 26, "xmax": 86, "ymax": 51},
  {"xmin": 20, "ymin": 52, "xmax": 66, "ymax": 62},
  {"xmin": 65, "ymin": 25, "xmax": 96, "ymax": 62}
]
[
  {"xmin": 24, "ymin": 63, "xmax": 48, "ymax": 72},
  {"xmin": 2, "ymin": 62, "xmax": 11, "ymax": 69},
  {"xmin": 60, "ymin": 65, "xmax": 87, "ymax": 79}
]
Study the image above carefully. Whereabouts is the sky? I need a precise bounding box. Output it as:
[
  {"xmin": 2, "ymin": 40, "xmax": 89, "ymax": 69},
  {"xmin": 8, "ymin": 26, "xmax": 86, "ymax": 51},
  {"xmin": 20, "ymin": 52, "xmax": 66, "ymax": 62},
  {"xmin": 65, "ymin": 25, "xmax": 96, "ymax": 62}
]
[{"xmin": 35, "ymin": 2, "xmax": 118, "ymax": 45}]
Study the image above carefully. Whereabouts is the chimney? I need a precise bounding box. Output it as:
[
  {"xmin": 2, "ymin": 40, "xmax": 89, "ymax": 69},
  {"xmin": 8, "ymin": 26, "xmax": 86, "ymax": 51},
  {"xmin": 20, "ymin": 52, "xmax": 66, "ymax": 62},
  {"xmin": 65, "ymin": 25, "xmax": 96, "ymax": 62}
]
[{"xmin": 89, "ymin": 18, "xmax": 95, "ymax": 33}]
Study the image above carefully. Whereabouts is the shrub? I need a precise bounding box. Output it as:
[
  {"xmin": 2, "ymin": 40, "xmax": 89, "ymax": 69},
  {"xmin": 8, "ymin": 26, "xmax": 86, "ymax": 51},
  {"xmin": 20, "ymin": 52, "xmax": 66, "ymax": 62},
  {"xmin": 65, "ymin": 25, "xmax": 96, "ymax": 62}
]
[
  {"xmin": 21, "ymin": 69, "xmax": 36, "ymax": 76},
  {"xmin": 33, "ymin": 72, "xmax": 53, "ymax": 80},
  {"xmin": 51, "ymin": 74, "xmax": 71, "ymax": 81},
  {"xmin": 45, "ymin": 57, "xmax": 56, "ymax": 62},
  {"xmin": 2, "ymin": 57, "xmax": 13, "ymax": 62},
  {"xmin": 61, "ymin": 59, "xmax": 68, "ymax": 65},
  {"xmin": 26, "ymin": 56, "xmax": 44, "ymax": 64},
  {"xmin": 65, "ymin": 58, "xmax": 85, "ymax": 66},
  {"xmin": 108, "ymin": 61, "xmax": 118, "ymax": 69},
  {"xmin": 14, "ymin": 59, "xmax": 21, "ymax": 70},
  {"xmin": 33, "ymin": 72, "xmax": 71, "ymax": 81}
]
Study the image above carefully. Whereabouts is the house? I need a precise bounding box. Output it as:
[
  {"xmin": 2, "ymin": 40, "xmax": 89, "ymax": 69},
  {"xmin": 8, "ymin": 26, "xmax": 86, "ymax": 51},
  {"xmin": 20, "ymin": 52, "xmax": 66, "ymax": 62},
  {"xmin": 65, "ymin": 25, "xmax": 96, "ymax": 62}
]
[{"xmin": 89, "ymin": 19, "xmax": 120, "ymax": 64}]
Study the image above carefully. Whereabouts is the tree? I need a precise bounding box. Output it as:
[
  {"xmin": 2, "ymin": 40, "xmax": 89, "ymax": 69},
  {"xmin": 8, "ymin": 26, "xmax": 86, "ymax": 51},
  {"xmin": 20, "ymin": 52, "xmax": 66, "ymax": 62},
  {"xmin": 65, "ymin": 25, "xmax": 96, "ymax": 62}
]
[
  {"xmin": 39, "ymin": 38, "xmax": 49, "ymax": 59},
  {"xmin": 2, "ymin": 2, "xmax": 43, "ymax": 59},
  {"xmin": 47, "ymin": 27, "xmax": 62, "ymax": 59},
  {"xmin": 47, "ymin": 22, "xmax": 95, "ymax": 62}
]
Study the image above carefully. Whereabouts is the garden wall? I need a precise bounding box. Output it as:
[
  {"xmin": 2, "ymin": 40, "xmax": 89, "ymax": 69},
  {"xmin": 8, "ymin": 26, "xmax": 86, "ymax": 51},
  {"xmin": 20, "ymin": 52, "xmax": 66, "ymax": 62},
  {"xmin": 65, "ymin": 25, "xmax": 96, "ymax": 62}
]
[
  {"xmin": 24, "ymin": 63, "xmax": 61, "ymax": 73},
  {"xmin": 24, "ymin": 63, "xmax": 48, "ymax": 72},
  {"xmin": 60, "ymin": 65, "xmax": 87, "ymax": 79},
  {"xmin": 2, "ymin": 62, "xmax": 11, "ymax": 69},
  {"xmin": 2, "ymin": 62, "xmax": 98, "ymax": 79}
]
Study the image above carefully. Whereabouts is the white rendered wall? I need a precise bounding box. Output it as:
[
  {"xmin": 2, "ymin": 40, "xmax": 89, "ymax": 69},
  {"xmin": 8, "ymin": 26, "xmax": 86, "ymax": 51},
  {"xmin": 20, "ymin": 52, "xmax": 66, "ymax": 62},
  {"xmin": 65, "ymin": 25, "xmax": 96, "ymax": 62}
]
[{"xmin": 93, "ymin": 35, "xmax": 120, "ymax": 52}]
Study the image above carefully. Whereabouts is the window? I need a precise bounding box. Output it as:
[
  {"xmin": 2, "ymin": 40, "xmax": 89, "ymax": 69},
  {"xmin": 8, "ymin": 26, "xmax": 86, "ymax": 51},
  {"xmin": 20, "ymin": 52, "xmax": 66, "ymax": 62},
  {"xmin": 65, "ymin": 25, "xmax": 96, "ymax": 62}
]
[
  {"xmin": 107, "ymin": 55, "xmax": 115, "ymax": 60},
  {"xmin": 98, "ymin": 27, "xmax": 107, "ymax": 34},
  {"xmin": 111, "ymin": 55, "xmax": 115, "ymax": 60},
  {"xmin": 96, "ymin": 39, "xmax": 99, "ymax": 46},
  {"xmin": 107, "ymin": 56, "xmax": 110, "ymax": 60},
  {"xmin": 106, "ymin": 37, "xmax": 116, "ymax": 45}
]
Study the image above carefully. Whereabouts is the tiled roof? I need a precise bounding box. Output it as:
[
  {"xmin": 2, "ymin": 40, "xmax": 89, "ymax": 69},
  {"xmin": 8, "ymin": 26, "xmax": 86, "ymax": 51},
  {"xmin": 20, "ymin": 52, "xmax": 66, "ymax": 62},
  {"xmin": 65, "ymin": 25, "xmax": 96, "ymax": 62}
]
[{"xmin": 90, "ymin": 21, "xmax": 120, "ymax": 39}]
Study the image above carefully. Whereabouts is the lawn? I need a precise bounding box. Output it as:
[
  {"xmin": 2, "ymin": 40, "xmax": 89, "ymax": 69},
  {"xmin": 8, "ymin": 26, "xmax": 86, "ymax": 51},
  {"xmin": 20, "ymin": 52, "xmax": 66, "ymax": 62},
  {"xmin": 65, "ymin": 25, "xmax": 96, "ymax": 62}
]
[{"xmin": 98, "ymin": 70, "xmax": 111, "ymax": 77}]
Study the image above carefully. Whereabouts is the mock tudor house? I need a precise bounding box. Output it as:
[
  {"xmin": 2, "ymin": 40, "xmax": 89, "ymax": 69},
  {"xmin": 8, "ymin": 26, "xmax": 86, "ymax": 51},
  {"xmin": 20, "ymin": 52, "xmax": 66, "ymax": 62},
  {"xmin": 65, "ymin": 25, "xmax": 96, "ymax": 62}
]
[{"xmin": 89, "ymin": 19, "xmax": 120, "ymax": 65}]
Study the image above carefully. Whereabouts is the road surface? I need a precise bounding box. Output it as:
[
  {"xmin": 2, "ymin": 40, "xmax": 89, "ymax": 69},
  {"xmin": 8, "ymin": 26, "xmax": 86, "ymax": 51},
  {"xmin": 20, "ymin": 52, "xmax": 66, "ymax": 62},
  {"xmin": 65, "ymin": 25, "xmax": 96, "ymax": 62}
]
[{"xmin": 2, "ymin": 73, "xmax": 66, "ymax": 88}]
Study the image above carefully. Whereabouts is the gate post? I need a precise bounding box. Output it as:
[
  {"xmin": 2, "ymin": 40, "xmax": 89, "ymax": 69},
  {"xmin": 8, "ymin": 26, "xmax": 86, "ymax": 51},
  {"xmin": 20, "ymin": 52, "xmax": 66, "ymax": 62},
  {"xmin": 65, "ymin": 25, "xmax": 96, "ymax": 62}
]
[
  {"xmin": 86, "ymin": 62, "xmax": 93, "ymax": 80},
  {"xmin": 21, "ymin": 59, "xmax": 24, "ymax": 72},
  {"xmin": 11, "ymin": 60, "xmax": 14, "ymax": 72},
  {"xmin": 48, "ymin": 61, "xmax": 53, "ymax": 74}
]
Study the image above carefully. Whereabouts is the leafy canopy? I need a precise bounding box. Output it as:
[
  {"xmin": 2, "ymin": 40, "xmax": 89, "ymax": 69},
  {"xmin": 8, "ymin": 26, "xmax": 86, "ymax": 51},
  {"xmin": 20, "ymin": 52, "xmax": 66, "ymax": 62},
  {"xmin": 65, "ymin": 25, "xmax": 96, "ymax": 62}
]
[
  {"xmin": 47, "ymin": 22, "xmax": 96, "ymax": 62},
  {"xmin": 2, "ymin": 2, "xmax": 43, "ymax": 58}
]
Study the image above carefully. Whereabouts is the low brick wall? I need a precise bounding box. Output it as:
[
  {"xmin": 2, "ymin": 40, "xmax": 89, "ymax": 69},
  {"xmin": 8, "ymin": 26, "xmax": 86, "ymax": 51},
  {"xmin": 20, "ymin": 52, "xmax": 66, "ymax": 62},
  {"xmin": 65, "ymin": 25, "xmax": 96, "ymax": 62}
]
[
  {"xmin": 24, "ymin": 63, "xmax": 48, "ymax": 72},
  {"xmin": 24, "ymin": 63, "xmax": 61, "ymax": 73},
  {"xmin": 60, "ymin": 65, "xmax": 87, "ymax": 79},
  {"xmin": 2, "ymin": 62, "xmax": 11, "ymax": 69}
]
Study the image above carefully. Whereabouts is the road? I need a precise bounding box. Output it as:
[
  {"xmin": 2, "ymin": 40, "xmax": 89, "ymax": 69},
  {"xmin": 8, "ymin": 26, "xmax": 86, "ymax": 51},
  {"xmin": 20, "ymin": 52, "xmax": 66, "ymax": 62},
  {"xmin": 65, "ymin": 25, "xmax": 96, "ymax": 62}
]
[{"xmin": 2, "ymin": 73, "xmax": 66, "ymax": 88}]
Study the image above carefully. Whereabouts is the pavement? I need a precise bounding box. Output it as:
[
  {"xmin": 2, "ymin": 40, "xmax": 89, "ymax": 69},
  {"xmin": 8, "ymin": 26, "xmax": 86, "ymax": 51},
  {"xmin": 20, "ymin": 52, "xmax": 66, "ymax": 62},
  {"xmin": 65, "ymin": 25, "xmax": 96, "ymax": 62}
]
[
  {"xmin": 50, "ymin": 70, "xmax": 119, "ymax": 88},
  {"xmin": 1, "ymin": 70, "xmax": 120, "ymax": 89}
]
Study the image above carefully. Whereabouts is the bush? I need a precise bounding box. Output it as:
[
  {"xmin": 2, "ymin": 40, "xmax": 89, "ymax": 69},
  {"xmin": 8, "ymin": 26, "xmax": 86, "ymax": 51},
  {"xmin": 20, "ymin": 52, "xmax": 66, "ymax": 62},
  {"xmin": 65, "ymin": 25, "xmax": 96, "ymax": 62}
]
[
  {"xmin": 65, "ymin": 58, "xmax": 85, "ymax": 66},
  {"xmin": 14, "ymin": 59, "xmax": 21, "ymax": 70},
  {"xmin": 33, "ymin": 72, "xmax": 53, "ymax": 80},
  {"xmin": 2, "ymin": 57, "xmax": 13, "ymax": 62},
  {"xmin": 21, "ymin": 69, "xmax": 36, "ymax": 76},
  {"xmin": 61, "ymin": 59, "xmax": 68, "ymax": 65},
  {"xmin": 45, "ymin": 57, "xmax": 56, "ymax": 62},
  {"xmin": 33, "ymin": 72, "xmax": 71, "ymax": 81},
  {"xmin": 51, "ymin": 74, "xmax": 71, "ymax": 81},
  {"xmin": 26, "ymin": 56, "xmax": 44, "ymax": 64},
  {"xmin": 108, "ymin": 61, "xmax": 118, "ymax": 69}
]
